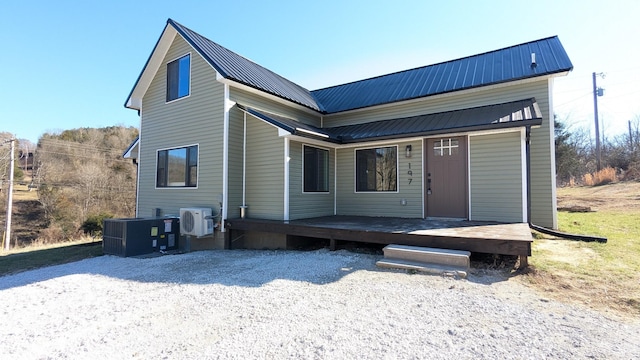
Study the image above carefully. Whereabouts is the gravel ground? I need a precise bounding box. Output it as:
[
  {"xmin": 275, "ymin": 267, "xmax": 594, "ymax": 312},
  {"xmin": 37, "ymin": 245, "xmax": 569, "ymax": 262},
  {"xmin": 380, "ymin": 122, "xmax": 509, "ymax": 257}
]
[{"xmin": 1, "ymin": 249, "xmax": 638, "ymax": 359}]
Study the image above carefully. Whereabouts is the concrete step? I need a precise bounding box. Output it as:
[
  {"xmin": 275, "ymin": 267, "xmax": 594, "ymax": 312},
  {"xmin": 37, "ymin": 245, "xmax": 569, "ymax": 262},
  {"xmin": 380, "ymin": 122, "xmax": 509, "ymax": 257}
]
[
  {"xmin": 376, "ymin": 258, "xmax": 468, "ymax": 278},
  {"xmin": 382, "ymin": 244, "xmax": 471, "ymax": 268}
]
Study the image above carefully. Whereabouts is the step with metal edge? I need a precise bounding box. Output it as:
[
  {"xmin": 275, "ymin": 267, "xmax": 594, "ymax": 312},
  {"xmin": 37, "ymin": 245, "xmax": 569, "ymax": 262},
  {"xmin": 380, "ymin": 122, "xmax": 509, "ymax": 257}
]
[
  {"xmin": 376, "ymin": 258, "xmax": 468, "ymax": 278},
  {"xmin": 382, "ymin": 244, "xmax": 471, "ymax": 268}
]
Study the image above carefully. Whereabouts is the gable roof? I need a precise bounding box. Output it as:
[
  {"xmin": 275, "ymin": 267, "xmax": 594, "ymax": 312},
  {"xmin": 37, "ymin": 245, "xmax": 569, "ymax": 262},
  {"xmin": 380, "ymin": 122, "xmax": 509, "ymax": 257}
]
[
  {"xmin": 239, "ymin": 98, "xmax": 543, "ymax": 144},
  {"xmin": 126, "ymin": 19, "xmax": 573, "ymax": 115},
  {"xmin": 312, "ymin": 36, "xmax": 572, "ymax": 113}
]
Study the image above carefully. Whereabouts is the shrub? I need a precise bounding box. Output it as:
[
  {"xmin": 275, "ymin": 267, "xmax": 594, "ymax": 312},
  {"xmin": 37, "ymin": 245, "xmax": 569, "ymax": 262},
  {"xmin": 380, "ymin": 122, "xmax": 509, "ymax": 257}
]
[
  {"xmin": 81, "ymin": 212, "xmax": 114, "ymax": 237},
  {"xmin": 583, "ymin": 167, "xmax": 617, "ymax": 186}
]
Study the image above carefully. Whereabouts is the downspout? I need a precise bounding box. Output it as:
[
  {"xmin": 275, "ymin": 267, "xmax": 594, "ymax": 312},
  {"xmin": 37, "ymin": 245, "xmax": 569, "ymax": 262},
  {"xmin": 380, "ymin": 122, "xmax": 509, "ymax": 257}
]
[
  {"xmin": 284, "ymin": 138, "xmax": 290, "ymax": 221},
  {"xmin": 242, "ymin": 112, "xmax": 247, "ymax": 209},
  {"xmin": 526, "ymin": 125, "xmax": 607, "ymax": 243},
  {"xmin": 526, "ymin": 126, "xmax": 532, "ymax": 225},
  {"xmin": 221, "ymin": 83, "xmax": 233, "ymax": 232}
]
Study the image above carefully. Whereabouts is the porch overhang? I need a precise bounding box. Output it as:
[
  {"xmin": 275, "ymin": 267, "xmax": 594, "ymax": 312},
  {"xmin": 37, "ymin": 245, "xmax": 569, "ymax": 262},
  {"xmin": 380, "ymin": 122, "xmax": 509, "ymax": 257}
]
[
  {"xmin": 329, "ymin": 98, "xmax": 543, "ymax": 143},
  {"xmin": 238, "ymin": 98, "xmax": 543, "ymax": 145}
]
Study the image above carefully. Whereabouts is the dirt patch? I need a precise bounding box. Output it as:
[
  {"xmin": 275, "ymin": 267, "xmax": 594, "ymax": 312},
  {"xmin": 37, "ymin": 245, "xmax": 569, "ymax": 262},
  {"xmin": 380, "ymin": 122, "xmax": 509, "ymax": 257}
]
[
  {"xmin": 0, "ymin": 200, "xmax": 47, "ymax": 247},
  {"xmin": 557, "ymin": 181, "xmax": 640, "ymax": 211}
]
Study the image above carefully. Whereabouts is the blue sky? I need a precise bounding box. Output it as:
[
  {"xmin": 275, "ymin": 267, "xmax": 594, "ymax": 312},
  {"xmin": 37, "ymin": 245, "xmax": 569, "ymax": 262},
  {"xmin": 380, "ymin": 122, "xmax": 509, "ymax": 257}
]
[{"xmin": 2, "ymin": 0, "xmax": 639, "ymax": 144}]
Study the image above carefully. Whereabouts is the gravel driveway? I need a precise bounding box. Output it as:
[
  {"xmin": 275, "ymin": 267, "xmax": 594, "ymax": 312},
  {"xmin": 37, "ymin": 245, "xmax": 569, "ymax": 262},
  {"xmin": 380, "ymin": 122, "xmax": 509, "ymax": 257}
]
[{"xmin": 1, "ymin": 249, "xmax": 638, "ymax": 359}]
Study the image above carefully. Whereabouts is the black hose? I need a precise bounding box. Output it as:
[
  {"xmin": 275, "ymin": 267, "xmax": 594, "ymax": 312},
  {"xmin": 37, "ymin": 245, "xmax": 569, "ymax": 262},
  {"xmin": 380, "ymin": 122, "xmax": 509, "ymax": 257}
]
[{"xmin": 529, "ymin": 223, "xmax": 607, "ymax": 243}]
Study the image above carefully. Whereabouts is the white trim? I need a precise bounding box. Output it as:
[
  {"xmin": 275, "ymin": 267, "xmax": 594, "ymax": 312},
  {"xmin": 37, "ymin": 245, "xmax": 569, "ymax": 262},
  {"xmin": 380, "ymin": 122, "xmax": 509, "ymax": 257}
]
[
  {"xmin": 221, "ymin": 84, "xmax": 232, "ymax": 232},
  {"xmin": 467, "ymin": 137, "xmax": 472, "ymax": 220},
  {"xmin": 126, "ymin": 26, "xmax": 178, "ymax": 110},
  {"xmin": 284, "ymin": 137, "xmax": 290, "ymax": 221},
  {"xmin": 122, "ymin": 138, "xmax": 139, "ymax": 159},
  {"xmin": 421, "ymin": 139, "xmax": 425, "ymax": 219},
  {"xmin": 301, "ymin": 144, "xmax": 331, "ymax": 194},
  {"xmin": 242, "ymin": 111, "xmax": 247, "ymax": 207},
  {"xmin": 216, "ymin": 76, "xmax": 322, "ymax": 116},
  {"xmin": 327, "ymin": 73, "xmax": 568, "ymax": 117},
  {"xmin": 334, "ymin": 148, "xmax": 337, "ymax": 215},
  {"xmin": 164, "ymin": 52, "xmax": 192, "ymax": 104},
  {"xmin": 548, "ymin": 77, "xmax": 558, "ymax": 229},
  {"xmin": 135, "ymin": 107, "xmax": 142, "ymax": 217},
  {"xmin": 154, "ymin": 143, "xmax": 200, "ymax": 190},
  {"xmin": 353, "ymin": 145, "xmax": 400, "ymax": 194},
  {"xmin": 296, "ymin": 128, "xmax": 329, "ymax": 138},
  {"xmin": 521, "ymin": 128, "xmax": 528, "ymax": 222}
]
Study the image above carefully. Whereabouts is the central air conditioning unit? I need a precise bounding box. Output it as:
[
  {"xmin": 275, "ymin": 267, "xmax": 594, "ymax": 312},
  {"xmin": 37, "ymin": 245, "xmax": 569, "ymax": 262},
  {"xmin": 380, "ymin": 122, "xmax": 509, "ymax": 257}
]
[{"xmin": 180, "ymin": 208, "xmax": 214, "ymax": 237}]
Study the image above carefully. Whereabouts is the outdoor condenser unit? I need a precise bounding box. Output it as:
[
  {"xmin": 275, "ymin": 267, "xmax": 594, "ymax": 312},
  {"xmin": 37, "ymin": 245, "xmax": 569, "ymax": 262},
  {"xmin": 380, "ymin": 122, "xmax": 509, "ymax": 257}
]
[
  {"xmin": 103, "ymin": 217, "xmax": 179, "ymax": 257},
  {"xmin": 180, "ymin": 208, "xmax": 214, "ymax": 237}
]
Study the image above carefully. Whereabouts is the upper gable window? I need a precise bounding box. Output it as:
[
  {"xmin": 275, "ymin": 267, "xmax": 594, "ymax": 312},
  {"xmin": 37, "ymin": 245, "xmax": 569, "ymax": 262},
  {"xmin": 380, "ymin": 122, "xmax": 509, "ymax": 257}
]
[{"xmin": 166, "ymin": 54, "xmax": 190, "ymax": 102}]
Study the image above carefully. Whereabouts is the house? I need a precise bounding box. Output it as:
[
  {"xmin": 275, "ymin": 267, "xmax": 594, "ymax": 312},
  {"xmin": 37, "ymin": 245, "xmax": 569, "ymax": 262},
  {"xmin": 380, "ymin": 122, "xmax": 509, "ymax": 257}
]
[{"xmin": 124, "ymin": 19, "xmax": 572, "ymax": 251}]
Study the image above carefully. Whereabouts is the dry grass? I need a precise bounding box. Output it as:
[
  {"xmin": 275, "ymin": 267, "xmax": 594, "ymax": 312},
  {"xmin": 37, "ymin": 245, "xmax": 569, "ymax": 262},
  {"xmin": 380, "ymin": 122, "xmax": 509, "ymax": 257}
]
[
  {"xmin": 518, "ymin": 182, "xmax": 640, "ymax": 318},
  {"xmin": 582, "ymin": 167, "xmax": 617, "ymax": 186}
]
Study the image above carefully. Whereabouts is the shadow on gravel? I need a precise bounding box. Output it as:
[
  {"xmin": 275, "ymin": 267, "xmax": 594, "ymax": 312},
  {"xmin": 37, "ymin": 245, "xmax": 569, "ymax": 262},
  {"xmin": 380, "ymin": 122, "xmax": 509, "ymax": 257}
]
[{"xmin": 0, "ymin": 249, "xmax": 379, "ymax": 291}]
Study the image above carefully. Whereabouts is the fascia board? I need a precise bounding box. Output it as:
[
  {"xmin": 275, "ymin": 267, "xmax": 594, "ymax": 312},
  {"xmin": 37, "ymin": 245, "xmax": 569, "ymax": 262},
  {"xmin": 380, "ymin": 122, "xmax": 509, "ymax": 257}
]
[{"xmin": 124, "ymin": 24, "xmax": 178, "ymax": 110}]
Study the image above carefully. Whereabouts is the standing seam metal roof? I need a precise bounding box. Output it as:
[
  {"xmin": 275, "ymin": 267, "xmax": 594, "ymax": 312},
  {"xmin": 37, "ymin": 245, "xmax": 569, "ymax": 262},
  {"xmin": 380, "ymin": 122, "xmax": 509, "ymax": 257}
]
[
  {"xmin": 238, "ymin": 98, "xmax": 543, "ymax": 144},
  {"xmin": 152, "ymin": 20, "xmax": 572, "ymax": 116},
  {"xmin": 311, "ymin": 37, "xmax": 573, "ymax": 114},
  {"xmin": 169, "ymin": 19, "xmax": 323, "ymax": 112}
]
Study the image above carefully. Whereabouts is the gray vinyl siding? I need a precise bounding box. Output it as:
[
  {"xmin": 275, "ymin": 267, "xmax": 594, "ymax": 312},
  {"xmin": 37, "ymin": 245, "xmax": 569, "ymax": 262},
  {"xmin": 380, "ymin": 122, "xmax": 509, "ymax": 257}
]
[
  {"xmin": 138, "ymin": 34, "xmax": 224, "ymax": 217},
  {"xmin": 335, "ymin": 140, "xmax": 423, "ymax": 217},
  {"xmin": 230, "ymin": 88, "xmax": 322, "ymax": 127},
  {"xmin": 325, "ymin": 79, "xmax": 555, "ymax": 228},
  {"xmin": 227, "ymin": 107, "xmax": 244, "ymax": 219},
  {"xmin": 469, "ymin": 131, "xmax": 523, "ymax": 223},
  {"xmin": 289, "ymin": 141, "xmax": 335, "ymax": 220},
  {"xmin": 244, "ymin": 115, "xmax": 285, "ymax": 220}
]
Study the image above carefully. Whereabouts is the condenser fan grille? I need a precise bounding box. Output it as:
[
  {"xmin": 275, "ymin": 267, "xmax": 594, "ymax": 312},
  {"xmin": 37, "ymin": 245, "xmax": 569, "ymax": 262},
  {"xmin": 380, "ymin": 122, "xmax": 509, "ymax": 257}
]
[{"xmin": 182, "ymin": 211, "xmax": 195, "ymax": 232}]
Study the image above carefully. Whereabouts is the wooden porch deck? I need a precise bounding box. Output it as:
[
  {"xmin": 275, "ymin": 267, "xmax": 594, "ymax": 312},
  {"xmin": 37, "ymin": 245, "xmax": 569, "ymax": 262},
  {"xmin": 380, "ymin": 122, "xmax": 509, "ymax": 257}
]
[{"xmin": 224, "ymin": 216, "xmax": 533, "ymax": 263}]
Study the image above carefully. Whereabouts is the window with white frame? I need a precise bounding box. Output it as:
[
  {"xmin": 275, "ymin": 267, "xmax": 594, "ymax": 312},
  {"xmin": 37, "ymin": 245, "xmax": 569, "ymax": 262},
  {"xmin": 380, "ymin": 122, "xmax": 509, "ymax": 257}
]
[
  {"xmin": 303, "ymin": 145, "xmax": 329, "ymax": 192},
  {"xmin": 166, "ymin": 54, "xmax": 190, "ymax": 102},
  {"xmin": 355, "ymin": 146, "xmax": 397, "ymax": 192},
  {"xmin": 156, "ymin": 145, "xmax": 198, "ymax": 187},
  {"xmin": 433, "ymin": 138, "xmax": 459, "ymax": 156}
]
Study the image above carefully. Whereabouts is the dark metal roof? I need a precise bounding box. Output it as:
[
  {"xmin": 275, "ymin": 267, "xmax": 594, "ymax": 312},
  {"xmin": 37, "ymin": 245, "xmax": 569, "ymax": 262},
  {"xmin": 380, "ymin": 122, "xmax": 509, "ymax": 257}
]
[
  {"xmin": 328, "ymin": 98, "xmax": 542, "ymax": 143},
  {"xmin": 130, "ymin": 20, "xmax": 572, "ymax": 117},
  {"xmin": 236, "ymin": 105, "xmax": 335, "ymax": 142},
  {"xmin": 169, "ymin": 19, "xmax": 323, "ymax": 112},
  {"xmin": 239, "ymin": 99, "xmax": 542, "ymax": 144},
  {"xmin": 311, "ymin": 37, "xmax": 573, "ymax": 113}
]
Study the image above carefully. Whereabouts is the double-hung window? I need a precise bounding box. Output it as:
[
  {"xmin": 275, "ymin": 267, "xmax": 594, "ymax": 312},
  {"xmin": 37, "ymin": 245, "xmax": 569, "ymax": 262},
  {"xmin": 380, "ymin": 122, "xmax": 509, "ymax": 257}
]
[
  {"xmin": 156, "ymin": 145, "xmax": 198, "ymax": 187},
  {"xmin": 166, "ymin": 54, "xmax": 190, "ymax": 102},
  {"xmin": 355, "ymin": 146, "xmax": 397, "ymax": 192},
  {"xmin": 303, "ymin": 145, "xmax": 329, "ymax": 192}
]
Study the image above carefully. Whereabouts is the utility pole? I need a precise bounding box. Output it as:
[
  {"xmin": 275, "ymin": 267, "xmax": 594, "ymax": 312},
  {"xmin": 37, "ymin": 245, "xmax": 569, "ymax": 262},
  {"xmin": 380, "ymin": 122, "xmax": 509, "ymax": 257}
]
[
  {"xmin": 4, "ymin": 138, "xmax": 15, "ymax": 251},
  {"xmin": 592, "ymin": 72, "xmax": 605, "ymax": 171},
  {"xmin": 630, "ymin": 120, "xmax": 634, "ymax": 150}
]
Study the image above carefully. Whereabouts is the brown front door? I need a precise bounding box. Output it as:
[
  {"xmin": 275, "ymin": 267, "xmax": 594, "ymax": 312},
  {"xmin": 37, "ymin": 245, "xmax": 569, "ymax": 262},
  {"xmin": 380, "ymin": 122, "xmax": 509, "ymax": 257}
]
[{"xmin": 425, "ymin": 137, "xmax": 467, "ymax": 218}]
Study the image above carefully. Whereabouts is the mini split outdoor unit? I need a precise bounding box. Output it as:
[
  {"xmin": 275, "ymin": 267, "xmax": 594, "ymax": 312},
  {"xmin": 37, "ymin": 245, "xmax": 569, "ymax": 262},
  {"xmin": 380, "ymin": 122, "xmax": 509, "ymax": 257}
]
[{"xmin": 180, "ymin": 208, "xmax": 214, "ymax": 237}]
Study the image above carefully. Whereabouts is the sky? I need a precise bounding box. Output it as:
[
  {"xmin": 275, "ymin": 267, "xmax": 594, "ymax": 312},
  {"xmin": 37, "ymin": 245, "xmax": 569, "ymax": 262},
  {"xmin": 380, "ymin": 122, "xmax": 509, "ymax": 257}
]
[{"xmin": 1, "ymin": 0, "xmax": 639, "ymax": 145}]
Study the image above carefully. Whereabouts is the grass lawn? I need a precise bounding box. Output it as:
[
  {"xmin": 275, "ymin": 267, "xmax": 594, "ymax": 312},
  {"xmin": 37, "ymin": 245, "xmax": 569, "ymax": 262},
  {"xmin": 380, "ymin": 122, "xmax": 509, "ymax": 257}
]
[
  {"xmin": 0, "ymin": 239, "xmax": 103, "ymax": 277},
  {"xmin": 525, "ymin": 183, "xmax": 640, "ymax": 317}
]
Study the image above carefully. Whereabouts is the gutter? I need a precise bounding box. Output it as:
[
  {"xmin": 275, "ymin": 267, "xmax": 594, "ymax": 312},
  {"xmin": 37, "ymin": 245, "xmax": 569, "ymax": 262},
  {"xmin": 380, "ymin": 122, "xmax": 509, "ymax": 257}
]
[{"xmin": 524, "ymin": 125, "xmax": 607, "ymax": 243}]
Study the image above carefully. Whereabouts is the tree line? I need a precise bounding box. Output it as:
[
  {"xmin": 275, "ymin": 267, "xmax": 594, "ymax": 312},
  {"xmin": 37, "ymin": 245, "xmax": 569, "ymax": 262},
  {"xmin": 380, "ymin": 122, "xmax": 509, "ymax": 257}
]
[
  {"xmin": 1, "ymin": 126, "xmax": 138, "ymax": 244},
  {"xmin": 555, "ymin": 116, "xmax": 640, "ymax": 185}
]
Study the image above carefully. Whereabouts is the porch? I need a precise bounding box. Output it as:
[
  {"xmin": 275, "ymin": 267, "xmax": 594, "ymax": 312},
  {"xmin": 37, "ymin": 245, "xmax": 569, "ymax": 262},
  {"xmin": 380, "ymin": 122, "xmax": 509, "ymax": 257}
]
[{"xmin": 224, "ymin": 216, "xmax": 533, "ymax": 267}]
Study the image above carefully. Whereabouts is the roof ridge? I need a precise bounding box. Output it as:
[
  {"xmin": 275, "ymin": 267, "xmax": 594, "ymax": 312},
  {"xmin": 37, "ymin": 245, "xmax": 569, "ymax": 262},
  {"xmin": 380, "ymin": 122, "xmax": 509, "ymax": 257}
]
[
  {"xmin": 167, "ymin": 19, "xmax": 322, "ymax": 111},
  {"xmin": 311, "ymin": 36, "xmax": 561, "ymax": 93}
]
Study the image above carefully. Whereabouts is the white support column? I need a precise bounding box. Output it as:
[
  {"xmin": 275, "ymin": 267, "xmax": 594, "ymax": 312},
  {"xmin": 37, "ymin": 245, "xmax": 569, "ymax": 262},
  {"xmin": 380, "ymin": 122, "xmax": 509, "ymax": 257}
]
[{"xmin": 284, "ymin": 137, "xmax": 290, "ymax": 221}]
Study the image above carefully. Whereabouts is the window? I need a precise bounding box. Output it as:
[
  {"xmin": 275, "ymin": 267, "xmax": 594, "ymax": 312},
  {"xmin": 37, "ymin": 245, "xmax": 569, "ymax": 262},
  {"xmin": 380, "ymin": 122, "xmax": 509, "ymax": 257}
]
[
  {"xmin": 303, "ymin": 145, "xmax": 329, "ymax": 192},
  {"xmin": 433, "ymin": 138, "xmax": 459, "ymax": 156},
  {"xmin": 356, "ymin": 146, "xmax": 397, "ymax": 192},
  {"xmin": 166, "ymin": 54, "xmax": 190, "ymax": 102},
  {"xmin": 157, "ymin": 145, "xmax": 198, "ymax": 187}
]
